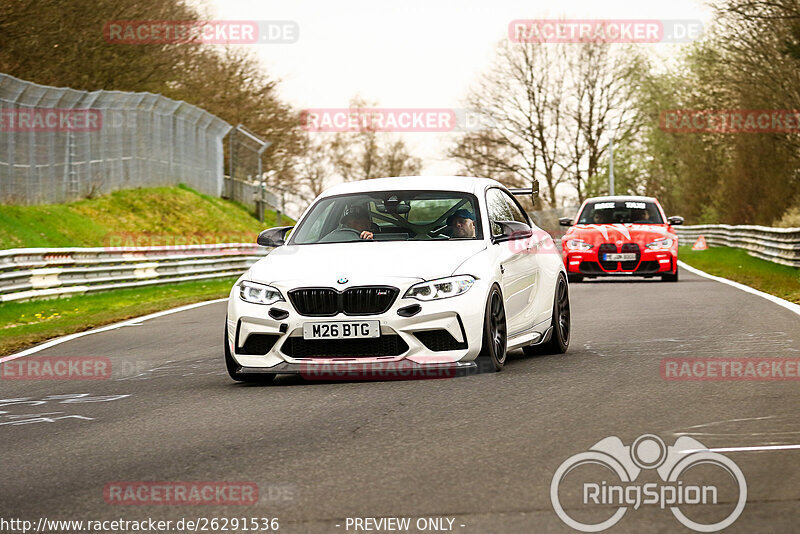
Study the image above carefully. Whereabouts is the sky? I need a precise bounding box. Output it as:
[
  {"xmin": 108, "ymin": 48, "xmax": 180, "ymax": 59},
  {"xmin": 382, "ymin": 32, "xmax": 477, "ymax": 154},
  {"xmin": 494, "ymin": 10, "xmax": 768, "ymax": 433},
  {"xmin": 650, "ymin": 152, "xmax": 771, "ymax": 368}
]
[{"xmin": 205, "ymin": 0, "xmax": 715, "ymax": 184}]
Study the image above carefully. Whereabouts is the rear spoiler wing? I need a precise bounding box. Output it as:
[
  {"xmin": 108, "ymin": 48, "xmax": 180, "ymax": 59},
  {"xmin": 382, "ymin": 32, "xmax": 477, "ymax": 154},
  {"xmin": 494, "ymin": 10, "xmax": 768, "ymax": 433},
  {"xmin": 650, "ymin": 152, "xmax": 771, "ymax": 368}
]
[{"xmin": 508, "ymin": 180, "xmax": 539, "ymax": 202}]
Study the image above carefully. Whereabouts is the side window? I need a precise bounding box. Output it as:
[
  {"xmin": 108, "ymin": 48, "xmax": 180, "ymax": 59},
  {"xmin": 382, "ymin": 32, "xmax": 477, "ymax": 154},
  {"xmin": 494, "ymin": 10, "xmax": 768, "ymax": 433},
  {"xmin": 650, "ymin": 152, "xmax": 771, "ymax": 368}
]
[
  {"xmin": 500, "ymin": 191, "xmax": 529, "ymax": 224},
  {"xmin": 486, "ymin": 189, "xmax": 512, "ymax": 236}
]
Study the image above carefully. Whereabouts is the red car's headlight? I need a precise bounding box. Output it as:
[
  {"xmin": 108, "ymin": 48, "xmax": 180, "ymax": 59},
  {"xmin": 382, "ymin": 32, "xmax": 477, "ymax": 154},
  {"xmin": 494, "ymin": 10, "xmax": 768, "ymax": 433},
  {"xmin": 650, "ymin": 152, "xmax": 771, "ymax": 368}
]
[
  {"xmin": 646, "ymin": 238, "xmax": 674, "ymax": 250},
  {"xmin": 565, "ymin": 239, "xmax": 593, "ymax": 251}
]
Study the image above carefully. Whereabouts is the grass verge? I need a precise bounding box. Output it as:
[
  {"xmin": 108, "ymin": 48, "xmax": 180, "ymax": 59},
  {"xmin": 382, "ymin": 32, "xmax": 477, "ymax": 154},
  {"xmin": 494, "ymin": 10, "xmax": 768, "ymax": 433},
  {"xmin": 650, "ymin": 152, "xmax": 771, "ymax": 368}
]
[
  {"xmin": 0, "ymin": 185, "xmax": 290, "ymax": 249},
  {"xmin": 679, "ymin": 246, "xmax": 800, "ymax": 304},
  {"xmin": 0, "ymin": 277, "xmax": 237, "ymax": 356}
]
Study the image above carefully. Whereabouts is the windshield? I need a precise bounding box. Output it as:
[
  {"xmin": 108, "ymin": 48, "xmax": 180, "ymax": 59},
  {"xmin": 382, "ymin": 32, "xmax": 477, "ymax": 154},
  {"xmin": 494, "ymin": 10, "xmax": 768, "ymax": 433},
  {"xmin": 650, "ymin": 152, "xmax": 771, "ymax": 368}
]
[
  {"xmin": 577, "ymin": 200, "xmax": 664, "ymax": 225},
  {"xmin": 290, "ymin": 191, "xmax": 482, "ymax": 244}
]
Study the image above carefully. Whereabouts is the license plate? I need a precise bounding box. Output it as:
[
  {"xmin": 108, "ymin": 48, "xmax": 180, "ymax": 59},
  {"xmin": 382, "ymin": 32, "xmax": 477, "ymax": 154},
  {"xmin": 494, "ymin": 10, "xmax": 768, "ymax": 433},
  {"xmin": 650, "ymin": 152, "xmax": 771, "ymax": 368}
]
[
  {"xmin": 303, "ymin": 320, "xmax": 380, "ymax": 340},
  {"xmin": 603, "ymin": 253, "xmax": 637, "ymax": 261}
]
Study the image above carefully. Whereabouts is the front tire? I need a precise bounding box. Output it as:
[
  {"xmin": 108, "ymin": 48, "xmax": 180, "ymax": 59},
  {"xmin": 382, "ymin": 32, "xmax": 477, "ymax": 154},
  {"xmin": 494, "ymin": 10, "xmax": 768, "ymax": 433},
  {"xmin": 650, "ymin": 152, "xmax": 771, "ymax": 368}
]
[
  {"xmin": 567, "ymin": 273, "xmax": 583, "ymax": 283},
  {"xmin": 661, "ymin": 269, "xmax": 679, "ymax": 282},
  {"xmin": 224, "ymin": 318, "xmax": 276, "ymax": 384},
  {"xmin": 476, "ymin": 285, "xmax": 507, "ymax": 372},
  {"xmin": 525, "ymin": 274, "xmax": 570, "ymax": 355}
]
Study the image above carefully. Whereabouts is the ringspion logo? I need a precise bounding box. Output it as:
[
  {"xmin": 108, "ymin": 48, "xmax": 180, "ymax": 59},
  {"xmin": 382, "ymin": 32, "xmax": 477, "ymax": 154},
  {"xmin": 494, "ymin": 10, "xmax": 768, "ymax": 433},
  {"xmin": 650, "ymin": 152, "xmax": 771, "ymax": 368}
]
[{"xmin": 551, "ymin": 434, "xmax": 746, "ymax": 532}]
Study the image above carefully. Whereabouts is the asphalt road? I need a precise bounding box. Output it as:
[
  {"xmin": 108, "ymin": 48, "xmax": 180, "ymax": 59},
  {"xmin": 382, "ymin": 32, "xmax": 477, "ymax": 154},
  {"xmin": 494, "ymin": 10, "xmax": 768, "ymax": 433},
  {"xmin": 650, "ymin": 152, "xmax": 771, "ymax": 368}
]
[{"xmin": 1, "ymin": 267, "xmax": 799, "ymax": 533}]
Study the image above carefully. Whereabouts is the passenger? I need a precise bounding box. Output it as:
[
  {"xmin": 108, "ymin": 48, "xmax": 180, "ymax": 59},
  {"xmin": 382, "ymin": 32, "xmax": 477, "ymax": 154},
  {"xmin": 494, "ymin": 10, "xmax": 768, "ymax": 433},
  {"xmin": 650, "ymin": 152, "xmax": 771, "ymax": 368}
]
[{"xmin": 446, "ymin": 209, "xmax": 476, "ymax": 238}]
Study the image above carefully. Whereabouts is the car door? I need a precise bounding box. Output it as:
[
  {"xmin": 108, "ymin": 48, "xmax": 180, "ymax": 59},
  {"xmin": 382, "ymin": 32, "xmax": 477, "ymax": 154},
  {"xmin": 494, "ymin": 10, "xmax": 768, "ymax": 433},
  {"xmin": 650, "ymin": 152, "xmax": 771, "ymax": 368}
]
[{"xmin": 485, "ymin": 188, "xmax": 537, "ymax": 336}]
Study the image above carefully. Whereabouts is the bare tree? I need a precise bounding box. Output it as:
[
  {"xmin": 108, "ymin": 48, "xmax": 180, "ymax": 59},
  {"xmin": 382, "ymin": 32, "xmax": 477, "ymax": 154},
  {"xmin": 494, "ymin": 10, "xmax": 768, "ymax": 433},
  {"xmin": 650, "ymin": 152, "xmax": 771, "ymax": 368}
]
[
  {"xmin": 564, "ymin": 43, "xmax": 648, "ymax": 201},
  {"xmin": 449, "ymin": 39, "xmax": 645, "ymax": 207},
  {"xmin": 450, "ymin": 40, "xmax": 569, "ymax": 207},
  {"xmin": 326, "ymin": 97, "xmax": 422, "ymax": 182},
  {"xmin": 294, "ymin": 134, "xmax": 330, "ymax": 202}
]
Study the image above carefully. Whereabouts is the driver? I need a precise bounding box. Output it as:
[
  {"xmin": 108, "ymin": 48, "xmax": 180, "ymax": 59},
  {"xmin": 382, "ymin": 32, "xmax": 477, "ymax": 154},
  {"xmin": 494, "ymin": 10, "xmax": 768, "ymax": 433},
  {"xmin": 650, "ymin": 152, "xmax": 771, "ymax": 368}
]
[
  {"xmin": 446, "ymin": 209, "xmax": 476, "ymax": 238},
  {"xmin": 592, "ymin": 210, "xmax": 609, "ymax": 224},
  {"xmin": 321, "ymin": 206, "xmax": 374, "ymax": 242}
]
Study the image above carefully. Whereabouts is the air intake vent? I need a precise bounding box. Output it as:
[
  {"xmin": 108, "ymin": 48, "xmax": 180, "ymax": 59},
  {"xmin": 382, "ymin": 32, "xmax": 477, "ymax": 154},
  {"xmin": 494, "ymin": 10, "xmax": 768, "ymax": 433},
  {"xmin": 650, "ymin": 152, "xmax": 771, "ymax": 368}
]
[
  {"xmin": 239, "ymin": 334, "xmax": 280, "ymax": 355},
  {"xmin": 414, "ymin": 330, "xmax": 467, "ymax": 352},
  {"xmin": 281, "ymin": 335, "xmax": 408, "ymax": 358}
]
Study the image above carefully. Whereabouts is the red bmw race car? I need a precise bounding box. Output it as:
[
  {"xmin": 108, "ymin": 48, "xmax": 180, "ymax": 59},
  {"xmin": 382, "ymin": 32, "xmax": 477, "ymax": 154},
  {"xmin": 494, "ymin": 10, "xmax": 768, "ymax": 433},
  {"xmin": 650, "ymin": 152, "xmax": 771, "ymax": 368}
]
[{"xmin": 559, "ymin": 196, "xmax": 684, "ymax": 283}]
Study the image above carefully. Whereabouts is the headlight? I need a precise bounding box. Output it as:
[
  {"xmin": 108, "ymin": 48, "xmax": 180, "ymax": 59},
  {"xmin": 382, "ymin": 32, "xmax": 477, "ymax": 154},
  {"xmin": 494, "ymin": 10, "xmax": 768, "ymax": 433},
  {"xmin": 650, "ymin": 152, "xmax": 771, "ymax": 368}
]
[
  {"xmin": 404, "ymin": 275, "xmax": 475, "ymax": 301},
  {"xmin": 239, "ymin": 281, "xmax": 284, "ymax": 305},
  {"xmin": 566, "ymin": 239, "xmax": 593, "ymax": 251},
  {"xmin": 646, "ymin": 238, "xmax": 674, "ymax": 250}
]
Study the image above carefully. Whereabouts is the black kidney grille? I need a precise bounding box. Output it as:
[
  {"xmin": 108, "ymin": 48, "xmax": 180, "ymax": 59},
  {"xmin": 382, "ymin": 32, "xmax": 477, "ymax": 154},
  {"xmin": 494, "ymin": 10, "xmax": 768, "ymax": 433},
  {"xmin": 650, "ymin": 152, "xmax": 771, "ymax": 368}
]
[
  {"xmin": 343, "ymin": 287, "xmax": 397, "ymax": 314},
  {"xmin": 289, "ymin": 288, "xmax": 338, "ymax": 315},
  {"xmin": 289, "ymin": 286, "xmax": 398, "ymax": 316},
  {"xmin": 598, "ymin": 243, "xmax": 618, "ymax": 271},
  {"xmin": 620, "ymin": 243, "xmax": 641, "ymax": 271}
]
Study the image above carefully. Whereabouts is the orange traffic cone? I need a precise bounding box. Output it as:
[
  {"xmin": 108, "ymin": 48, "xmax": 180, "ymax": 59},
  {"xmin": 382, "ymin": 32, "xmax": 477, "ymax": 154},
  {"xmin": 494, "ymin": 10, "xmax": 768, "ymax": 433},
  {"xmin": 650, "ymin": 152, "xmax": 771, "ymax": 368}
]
[{"xmin": 692, "ymin": 235, "xmax": 708, "ymax": 251}]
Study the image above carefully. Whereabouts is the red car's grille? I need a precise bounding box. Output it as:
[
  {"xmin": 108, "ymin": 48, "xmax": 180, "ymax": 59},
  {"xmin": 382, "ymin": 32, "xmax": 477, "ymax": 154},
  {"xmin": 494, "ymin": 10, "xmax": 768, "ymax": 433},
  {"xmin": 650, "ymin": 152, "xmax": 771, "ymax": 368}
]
[{"xmin": 597, "ymin": 242, "xmax": 642, "ymax": 272}]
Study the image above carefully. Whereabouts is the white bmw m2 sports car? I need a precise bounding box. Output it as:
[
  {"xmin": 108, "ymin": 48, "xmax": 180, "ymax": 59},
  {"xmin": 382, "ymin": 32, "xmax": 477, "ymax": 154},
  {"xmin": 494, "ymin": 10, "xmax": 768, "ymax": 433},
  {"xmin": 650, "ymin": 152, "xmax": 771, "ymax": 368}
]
[{"xmin": 225, "ymin": 176, "xmax": 569, "ymax": 383}]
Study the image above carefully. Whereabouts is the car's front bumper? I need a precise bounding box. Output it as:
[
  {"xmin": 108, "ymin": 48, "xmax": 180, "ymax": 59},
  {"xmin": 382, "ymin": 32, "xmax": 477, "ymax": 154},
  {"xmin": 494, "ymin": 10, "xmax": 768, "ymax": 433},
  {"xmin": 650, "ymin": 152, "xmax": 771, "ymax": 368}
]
[{"xmin": 226, "ymin": 278, "xmax": 490, "ymax": 372}]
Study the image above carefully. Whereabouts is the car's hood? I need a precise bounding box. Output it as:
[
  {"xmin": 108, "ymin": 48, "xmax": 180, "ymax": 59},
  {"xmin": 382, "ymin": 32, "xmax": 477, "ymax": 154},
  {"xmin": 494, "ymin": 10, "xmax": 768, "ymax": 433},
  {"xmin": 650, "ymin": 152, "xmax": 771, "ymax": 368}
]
[
  {"xmin": 565, "ymin": 223, "xmax": 674, "ymax": 244},
  {"xmin": 248, "ymin": 240, "xmax": 487, "ymax": 286}
]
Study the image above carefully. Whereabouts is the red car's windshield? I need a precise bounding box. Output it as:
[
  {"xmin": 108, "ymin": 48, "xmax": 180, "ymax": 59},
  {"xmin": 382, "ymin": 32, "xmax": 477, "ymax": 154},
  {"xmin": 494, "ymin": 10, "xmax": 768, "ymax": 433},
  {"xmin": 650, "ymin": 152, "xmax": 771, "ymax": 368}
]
[{"xmin": 577, "ymin": 200, "xmax": 664, "ymax": 225}]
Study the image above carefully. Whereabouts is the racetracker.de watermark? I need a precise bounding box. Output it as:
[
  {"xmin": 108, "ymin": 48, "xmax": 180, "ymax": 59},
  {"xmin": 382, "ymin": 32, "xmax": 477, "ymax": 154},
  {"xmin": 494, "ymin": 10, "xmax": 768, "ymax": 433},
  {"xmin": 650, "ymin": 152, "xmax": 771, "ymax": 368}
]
[
  {"xmin": 104, "ymin": 482, "xmax": 259, "ymax": 505},
  {"xmin": 301, "ymin": 108, "xmax": 458, "ymax": 133},
  {"xmin": 103, "ymin": 20, "xmax": 299, "ymax": 44},
  {"xmin": 103, "ymin": 232, "xmax": 257, "ymax": 252},
  {"xmin": 300, "ymin": 360, "xmax": 460, "ymax": 381},
  {"xmin": 509, "ymin": 19, "xmax": 703, "ymax": 44},
  {"xmin": 1, "ymin": 357, "xmax": 111, "ymax": 380},
  {"xmin": 662, "ymin": 358, "xmax": 800, "ymax": 381},
  {"xmin": 660, "ymin": 109, "xmax": 800, "ymax": 133},
  {"xmin": 302, "ymin": 108, "xmax": 524, "ymax": 133},
  {"xmin": 0, "ymin": 109, "xmax": 101, "ymax": 132}
]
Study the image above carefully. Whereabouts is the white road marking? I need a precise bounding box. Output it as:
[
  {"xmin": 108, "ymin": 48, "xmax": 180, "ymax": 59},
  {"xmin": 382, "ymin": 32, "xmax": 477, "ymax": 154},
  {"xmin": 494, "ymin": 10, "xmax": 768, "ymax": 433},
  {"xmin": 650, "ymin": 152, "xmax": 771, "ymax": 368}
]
[
  {"xmin": 680, "ymin": 416, "xmax": 778, "ymax": 429},
  {"xmin": 678, "ymin": 260, "xmax": 800, "ymax": 316},
  {"xmin": 0, "ymin": 298, "xmax": 227, "ymax": 364}
]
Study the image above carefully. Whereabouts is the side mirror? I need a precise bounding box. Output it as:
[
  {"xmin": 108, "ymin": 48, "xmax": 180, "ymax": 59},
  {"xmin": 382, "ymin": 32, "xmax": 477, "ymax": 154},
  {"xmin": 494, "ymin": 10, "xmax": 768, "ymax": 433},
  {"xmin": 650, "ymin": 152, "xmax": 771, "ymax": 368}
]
[
  {"xmin": 668, "ymin": 216, "xmax": 684, "ymax": 226},
  {"xmin": 492, "ymin": 220, "xmax": 533, "ymax": 243},
  {"xmin": 257, "ymin": 226, "xmax": 293, "ymax": 247},
  {"xmin": 559, "ymin": 217, "xmax": 573, "ymax": 227}
]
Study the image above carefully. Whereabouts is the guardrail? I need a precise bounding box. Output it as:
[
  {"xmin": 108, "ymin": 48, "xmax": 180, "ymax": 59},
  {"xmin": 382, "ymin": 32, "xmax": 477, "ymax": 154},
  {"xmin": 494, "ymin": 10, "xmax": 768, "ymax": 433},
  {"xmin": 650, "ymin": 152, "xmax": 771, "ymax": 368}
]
[
  {"xmin": 0, "ymin": 243, "xmax": 269, "ymax": 302},
  {"xmin": 675, "ymin": 225, "xmax": 800, "ymax": 268}
]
